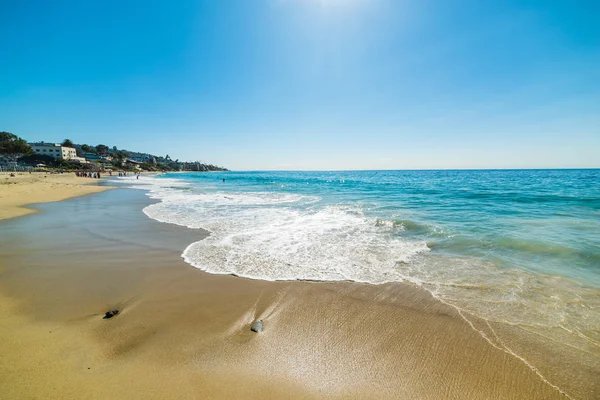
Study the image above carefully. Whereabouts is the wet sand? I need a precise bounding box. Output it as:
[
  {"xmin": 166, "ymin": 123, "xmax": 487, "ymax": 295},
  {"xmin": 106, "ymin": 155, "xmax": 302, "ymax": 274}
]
[
  {"xmin": 0, "ymin": 172, "xmax": 112, "ymax": 220},
  {"xmin": 0, "ymin": 188, "xmax": 596, "ymax": 399}
]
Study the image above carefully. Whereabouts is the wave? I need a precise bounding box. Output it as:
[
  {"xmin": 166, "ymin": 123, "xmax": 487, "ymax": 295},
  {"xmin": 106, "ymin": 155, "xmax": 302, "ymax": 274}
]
[
  {"xmin": 127, "ymin": 173, "xmax": 600, "ymax": 359},
  {"xmin": 124, "ymin": 175, "xmax": 430, "ymax": 283}
]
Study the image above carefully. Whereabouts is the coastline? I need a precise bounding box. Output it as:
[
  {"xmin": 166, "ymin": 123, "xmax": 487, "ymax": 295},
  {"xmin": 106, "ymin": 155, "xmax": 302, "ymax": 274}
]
[{"xmin": 0, "ymin": 172, "xmax": 113, "ymax": 220}]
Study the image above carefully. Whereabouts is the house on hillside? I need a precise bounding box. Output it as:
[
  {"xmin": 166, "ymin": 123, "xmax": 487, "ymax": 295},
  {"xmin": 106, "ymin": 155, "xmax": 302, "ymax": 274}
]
[
  {"xmin": 29, "ymin": 142, "xmax": 87, "ymax": 163},
  {"xmin": 124, "ymin": 158, "xmax": 143, "ymax": 170},
  {"xmin": 129, "ymin": 155, "xmax": 156, "ymax": 164},
  {"xmin": 83, "ymin": 153, "xmax": 102, "ymax": 162}
]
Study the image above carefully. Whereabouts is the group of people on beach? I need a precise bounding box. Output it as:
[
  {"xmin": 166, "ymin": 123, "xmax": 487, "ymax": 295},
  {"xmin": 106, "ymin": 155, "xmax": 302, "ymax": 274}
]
[
  {"xmin": 74, "ymin": 170, "xmax": 140, "ymax": 179},
  {"xmin": 76, "ymin": 171, "xmax": 101, "ymax": 179}
]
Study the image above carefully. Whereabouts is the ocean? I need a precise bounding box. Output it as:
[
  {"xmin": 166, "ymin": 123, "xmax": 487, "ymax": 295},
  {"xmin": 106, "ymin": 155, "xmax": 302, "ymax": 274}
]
[{"xmin": 120, "ymin": 169, "xmax": 600, "ymax": 350}]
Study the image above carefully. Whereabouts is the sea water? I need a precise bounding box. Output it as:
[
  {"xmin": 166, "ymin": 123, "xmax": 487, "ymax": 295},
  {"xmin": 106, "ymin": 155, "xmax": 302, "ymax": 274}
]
[{"xmin": 121, "ymin": 169, "xmax": 600, "ymax": 348}]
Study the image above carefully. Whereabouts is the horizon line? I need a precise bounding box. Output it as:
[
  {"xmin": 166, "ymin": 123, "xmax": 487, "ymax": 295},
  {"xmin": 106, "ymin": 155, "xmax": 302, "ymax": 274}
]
[{"xmin": 188, "ymin": 167, "xmax": 600, "ymax": 173}]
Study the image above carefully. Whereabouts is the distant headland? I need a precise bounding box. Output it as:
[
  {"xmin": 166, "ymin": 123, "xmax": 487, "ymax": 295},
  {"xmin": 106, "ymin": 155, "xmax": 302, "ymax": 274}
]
[{"xmin": 0, "ymin": 131, "xmax": 228, "ymax": 172}]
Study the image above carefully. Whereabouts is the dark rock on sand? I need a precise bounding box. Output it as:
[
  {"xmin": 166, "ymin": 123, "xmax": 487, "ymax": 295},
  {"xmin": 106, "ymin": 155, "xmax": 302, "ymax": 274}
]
[
  {"xmin": 103, "ymin": 309, "xmax": 119, "ymax": 319},
  {"xmin": 251, "ymin": 320, "xmax": 263, "ymax": 333}
]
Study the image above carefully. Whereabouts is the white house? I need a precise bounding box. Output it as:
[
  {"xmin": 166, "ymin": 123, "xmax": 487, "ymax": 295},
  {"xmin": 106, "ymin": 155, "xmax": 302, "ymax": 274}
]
[{"xmin": 29, "ymin": 142, "xmax": 87, "ymax": 163}]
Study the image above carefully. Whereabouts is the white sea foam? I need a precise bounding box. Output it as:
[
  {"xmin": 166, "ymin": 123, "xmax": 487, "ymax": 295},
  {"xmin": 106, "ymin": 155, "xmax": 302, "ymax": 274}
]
[{"xmin": 132, "ymin": 175, "xmax": 429, "ymax": 283}]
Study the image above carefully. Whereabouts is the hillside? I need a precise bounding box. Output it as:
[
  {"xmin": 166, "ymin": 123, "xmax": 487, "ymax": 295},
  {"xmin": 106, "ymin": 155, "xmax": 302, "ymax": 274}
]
[{"xmin": 0, "ymin": 132, "xmax": 228, "ymax": 172}]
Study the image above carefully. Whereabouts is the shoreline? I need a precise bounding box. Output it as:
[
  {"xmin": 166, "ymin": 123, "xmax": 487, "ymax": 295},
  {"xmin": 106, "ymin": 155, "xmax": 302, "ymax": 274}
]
[
  {"xmin": 0, "ymin": 171, "xmax": 113, "ymax": 220},
  {"xmin": 0, "ymin": 187, "xmax": 597, "ymax": 398}
]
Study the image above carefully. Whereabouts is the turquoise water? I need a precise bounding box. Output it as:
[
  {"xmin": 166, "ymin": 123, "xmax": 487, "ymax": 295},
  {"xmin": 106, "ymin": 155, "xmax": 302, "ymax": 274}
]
[{"xmin": 122, "ymin": 169, "xmax": 600, "ymax": 345}]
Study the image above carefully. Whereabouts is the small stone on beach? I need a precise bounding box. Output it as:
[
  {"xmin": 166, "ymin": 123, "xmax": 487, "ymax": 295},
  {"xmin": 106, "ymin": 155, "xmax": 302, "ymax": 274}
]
[
  {"xmin": 251, "ymin": 320, "xmax": 263, "ymax": 333},
  {"xmin": 103, "ymin": 309, "xmax": 119, "ymax": 319}
]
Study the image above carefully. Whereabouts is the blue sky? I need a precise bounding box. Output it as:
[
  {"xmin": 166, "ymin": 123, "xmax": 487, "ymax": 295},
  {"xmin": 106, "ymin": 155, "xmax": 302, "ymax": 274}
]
[{"xmin": 1, "ymin": 0, "xmax": 598, "ymax": 170}]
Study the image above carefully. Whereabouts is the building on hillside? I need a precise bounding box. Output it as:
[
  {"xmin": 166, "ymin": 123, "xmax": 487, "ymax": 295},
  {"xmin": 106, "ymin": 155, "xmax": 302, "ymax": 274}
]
[
  {"xmin": 183, "ymin": 162, "xmax": 209, "ymax": 171},
  {"xmin": 84, "ymin": 153, "xmax": 113, "ymax": 163},
  {"xmin": 29, "ymin": 142, "xmax": 87, "ymax": 163},
  {"xmin": 129, "ymin": 155, "xmax": 156, "ymax": 164},
  {"xmin": 124, "ymin": 159, "xmax": 143, "ymax": 170},
  {"xmin": 83, "ymin": 153, "xmax": 102, "ymax": 162}
]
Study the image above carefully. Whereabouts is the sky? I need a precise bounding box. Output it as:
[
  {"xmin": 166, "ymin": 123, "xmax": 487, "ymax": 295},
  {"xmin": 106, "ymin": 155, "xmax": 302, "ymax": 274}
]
[{"xmin": 1, "ymin": 0, "xmax": 599, "ymax": 170}]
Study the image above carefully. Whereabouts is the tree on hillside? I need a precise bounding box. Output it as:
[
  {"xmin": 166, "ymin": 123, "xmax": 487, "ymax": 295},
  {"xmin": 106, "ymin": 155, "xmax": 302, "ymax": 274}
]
[
  {"xmin": 112, "ymin": 146, "xmax": 118, "ymax": 152},
  {"xmin": 0, "ymin": 131, "xmax": 32, "ymax": 162},
  {"xmin": 81, "ymin": 144, "xmax": 92, "ymax": 153},
  {"xmin": 113, "ymin": 150, "xmax": 129, "ymax": 167},
  {"xmin": 96, "ymin": 144, "xmax": 109, "ymax": 154},
  {"xmin": 62, "ymin": 139, "xmax": 74, "ymax": 148}
]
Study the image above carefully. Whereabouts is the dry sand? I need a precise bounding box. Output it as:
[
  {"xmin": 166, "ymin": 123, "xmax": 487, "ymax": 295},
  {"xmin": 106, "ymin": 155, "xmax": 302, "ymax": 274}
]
[
  {"xmin": 0, "ymin": 187, "xmax": 595, "ymax": 399},
  {"xmin": 0, "ymin": 172, "xmax": 112, "ymax": 220}
]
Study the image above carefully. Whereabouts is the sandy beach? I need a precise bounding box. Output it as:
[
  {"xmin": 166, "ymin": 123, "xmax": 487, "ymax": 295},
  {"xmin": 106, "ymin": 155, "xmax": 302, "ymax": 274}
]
[
  {"xmin": 0, "ymin": 172, "xmax": 112, "ymax": 220},
  {"xmin": 0, "ymin": 186, "xmax": 597, "ymax": 399},
  {"xmin": 2, "ymin": 0, "xmax": 597, "ymax": 397}
]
